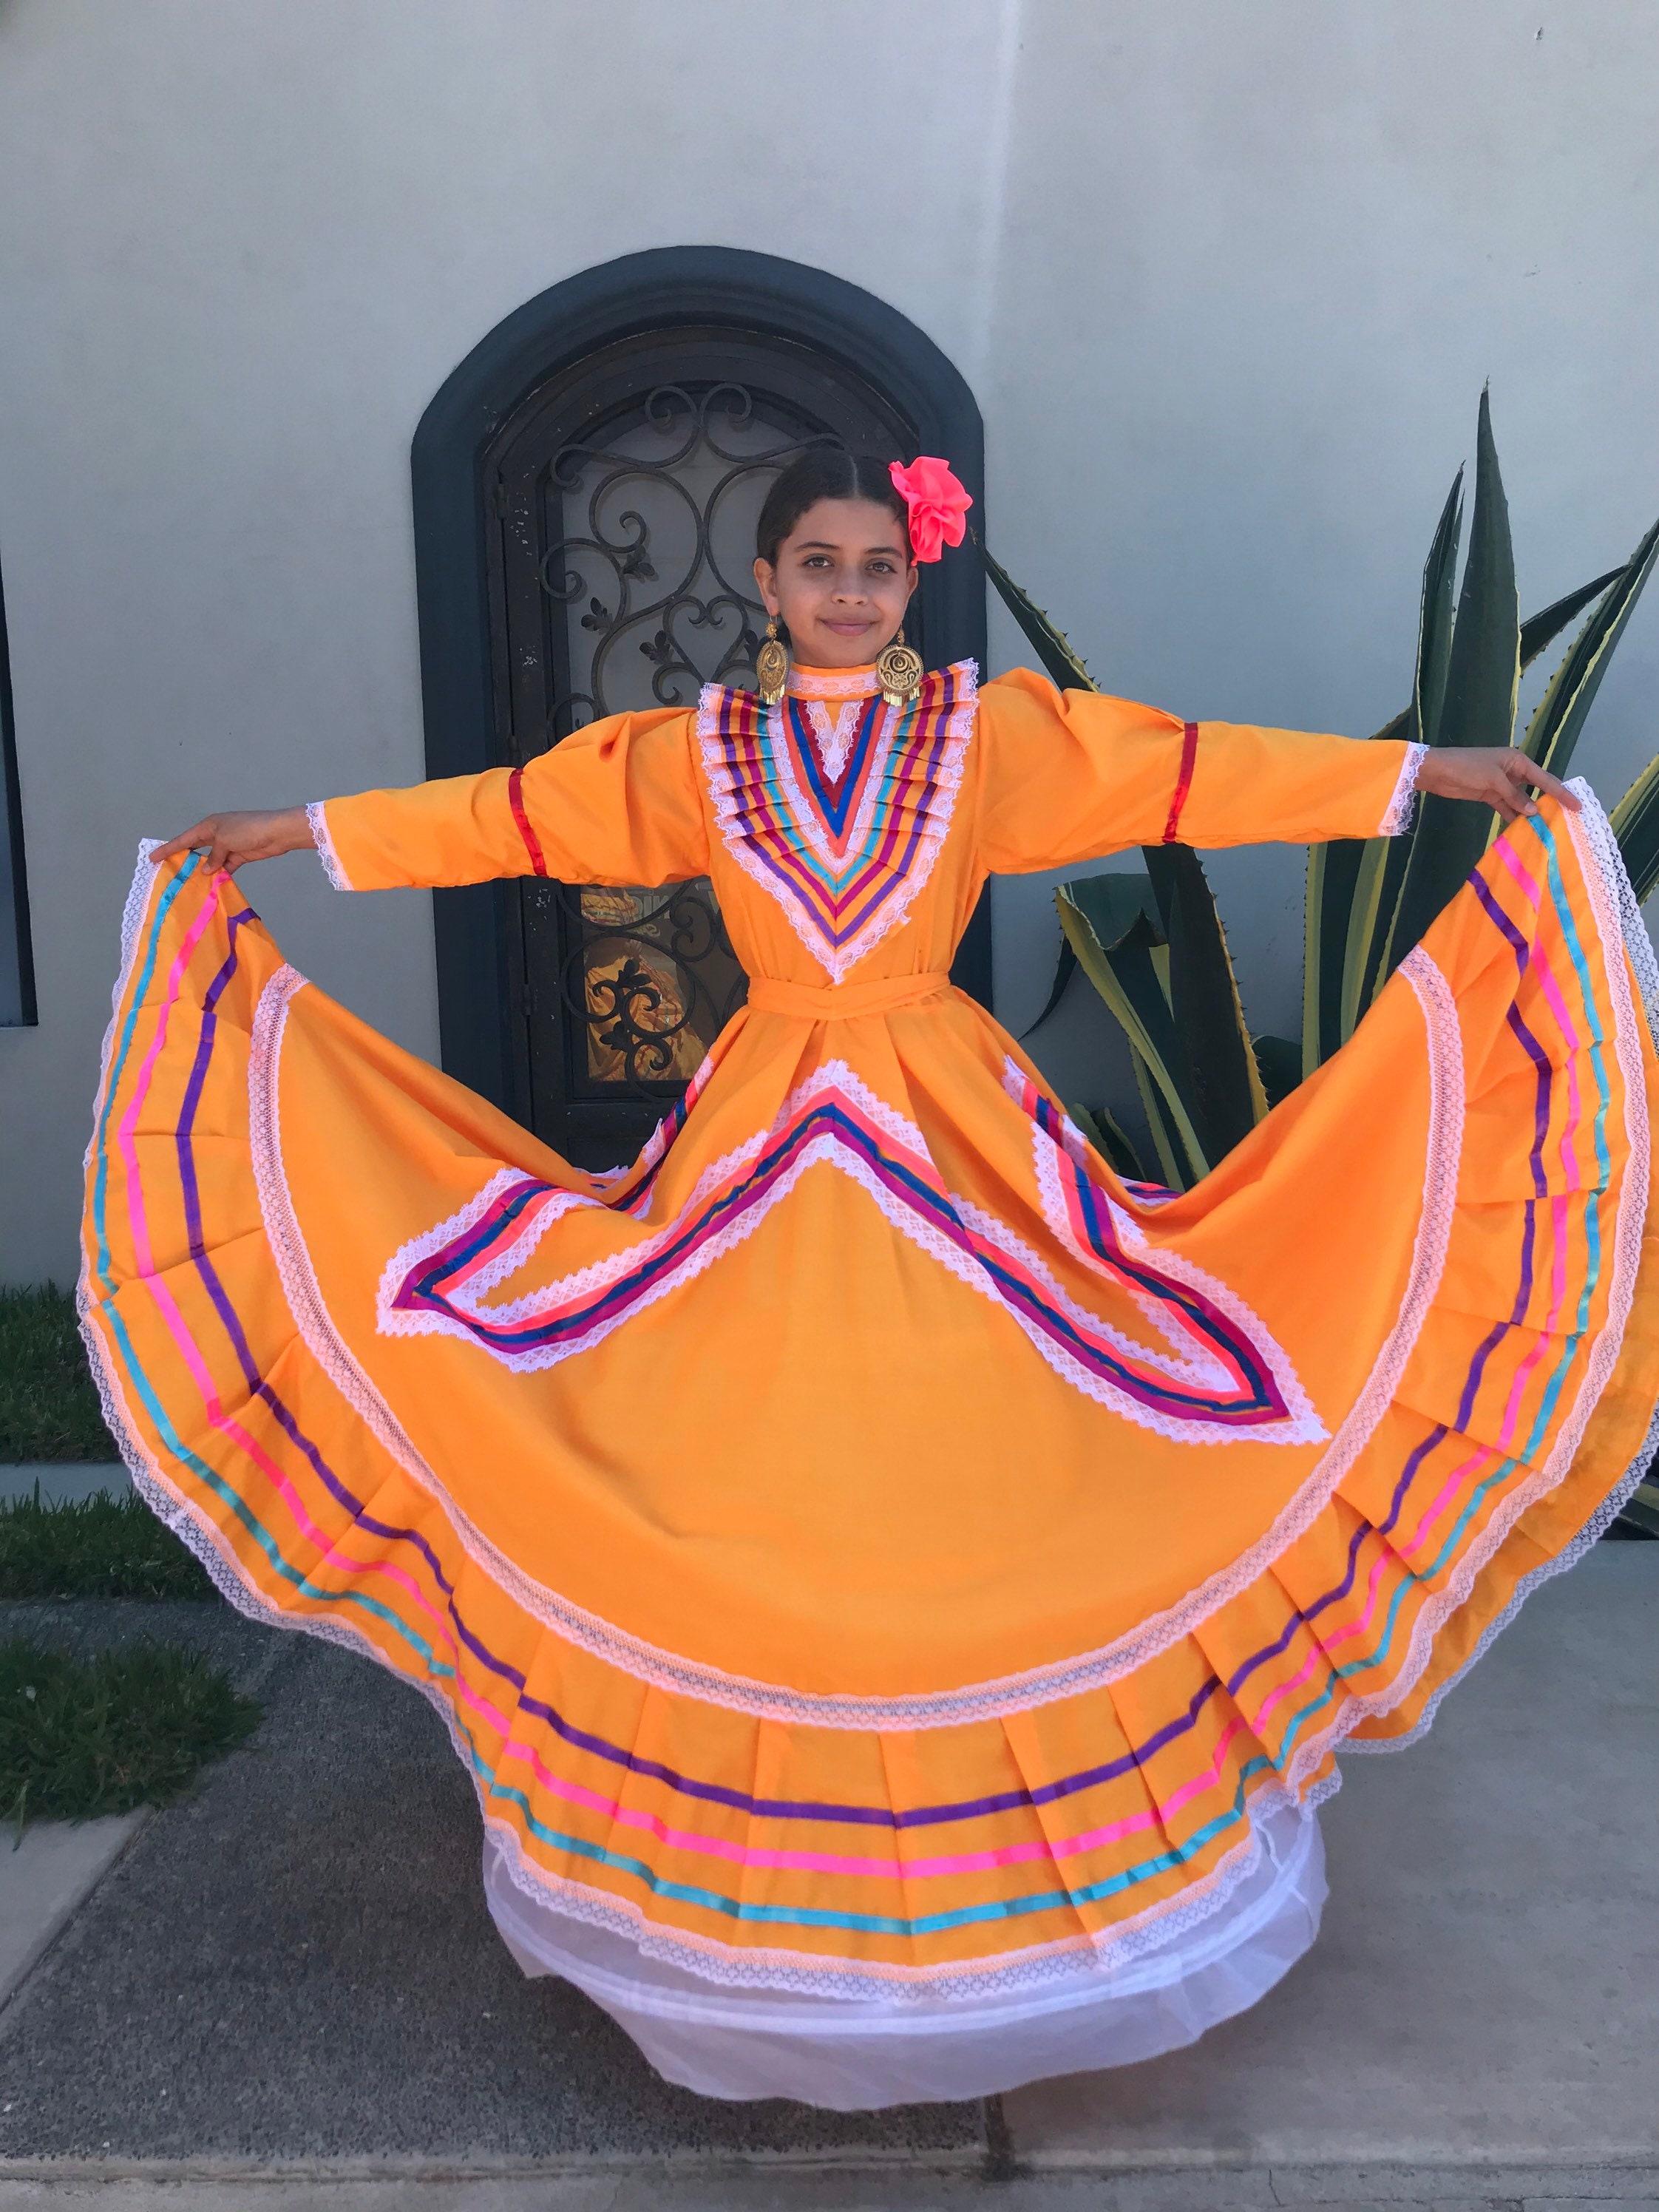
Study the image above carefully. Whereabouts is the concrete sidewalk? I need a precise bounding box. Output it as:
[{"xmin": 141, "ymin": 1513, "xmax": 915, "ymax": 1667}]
[
  {"xmin": 0, "ymin": 1597, "xmax": 292, "ymax": 2021},
  {"xmin": 0, "ymin": 1553, "xmax": 1650, "ymax": 2206}
]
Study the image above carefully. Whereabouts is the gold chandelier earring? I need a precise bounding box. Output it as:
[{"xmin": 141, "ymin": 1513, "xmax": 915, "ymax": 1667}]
[
  {"xmin": 756, "ymin": 614, "xmax": 790, "ymax": 708},
  {"xmin": 875, "ymin": 627, "xmax": 923, "ymax": 710}
]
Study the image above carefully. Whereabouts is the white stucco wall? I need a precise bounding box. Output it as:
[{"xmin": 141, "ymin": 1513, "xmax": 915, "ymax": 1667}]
[{"xmin": 1, "ymin": 0, "xmax": 1655, "ymax": 1280}]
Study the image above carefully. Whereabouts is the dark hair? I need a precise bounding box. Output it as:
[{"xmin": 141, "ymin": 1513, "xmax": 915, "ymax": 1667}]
[{"xmin": 755, "ymin": 449, "xmax": 910, "ymax": 567}]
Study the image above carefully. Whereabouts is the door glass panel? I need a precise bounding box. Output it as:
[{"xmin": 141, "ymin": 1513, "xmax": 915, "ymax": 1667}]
[{"xmin": 485, "ymin": 331, "xmax": 914, "ymax": 1162}]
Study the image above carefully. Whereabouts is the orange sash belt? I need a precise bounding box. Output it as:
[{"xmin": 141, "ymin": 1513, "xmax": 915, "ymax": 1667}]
[{"xmin": 744, "ymin": 971, "xmax": 952, "ymax": 1021}]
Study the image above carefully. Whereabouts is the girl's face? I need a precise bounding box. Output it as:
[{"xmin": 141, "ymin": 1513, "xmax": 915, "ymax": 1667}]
[{"xmin": 753, "ymin": 498, "xmax": 918, "ymax": 669}]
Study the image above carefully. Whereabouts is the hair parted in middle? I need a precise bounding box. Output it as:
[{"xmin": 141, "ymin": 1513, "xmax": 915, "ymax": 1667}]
[{"xmin": 754, "ymin": 449, "xmax": 913, "ymax": 569}]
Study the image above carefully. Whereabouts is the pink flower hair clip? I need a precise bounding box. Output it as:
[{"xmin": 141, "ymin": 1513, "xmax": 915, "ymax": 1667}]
[{"xmin": 889, "ymin": 456, "xmax": 974, "ymax": 564}]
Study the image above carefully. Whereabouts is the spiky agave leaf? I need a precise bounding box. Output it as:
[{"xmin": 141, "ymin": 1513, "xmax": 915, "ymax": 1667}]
[
  {"xmin": 1056, "ymin": 877, "xmax": 1209, "ymax": 1187},
  {"xmin": 1144, "ymin": 844, "xmax": 1267, "ymax": 1158},
  {"xmin": 1305, "ymin": 554, "xmax": 1626, "ymax": 1071},
  {"xmin": 1069, "ymin": 1102, "xmax": 1151, "ymax": 1183},
  {"xmin": 1130, "ymin": 1046, "xmax": 1195, "ymax": 1190},
  {"xmin": 1435, "ymin": 390, "xmax": 1521, "ymax": 753},
  {"xmin": 1252, "ymin": 1034, "xmax": 1302, "ymax": 1110},
  {"xmin": 1414, "ymin": 469, "xmax": 1465, "ymax": 747},
  {"xmin": 1020, "ymin": 934, "xmax": 1079, "ymax": 1040},
  {"xmin": 1337, "ymin": 474, "xmax": 1466, "ymax": 1033},
  {"xmin": 1521, "ymin": 516, "xmax": 1659, "ymax": 781},
  {"xmin": 988, "ymin": 540, "xmax": 1266, "ymax": 1183},
  {"xmin": 1303, "ymin": 478, "xmax": 1461, "ymax": 1071},
  {"xmin": 1610, "ymin": 753, "xmax": 1659, "ymax": 908},
  {"xmin": 1341, "ymin": 838, "xmax": 1403, "ymax": 1034},
  {"xmin": 1381, "ymin": 387, "xmax": 1521, "ymax": 979},
  {"xmin": 977, "ymin": 537, "xmax": 1099, "ymax": 693},
  {"xmin": 1303, "ymin": 837, "xmax": 1363, "ymax": 1076},
  {"xmin": 1519, "ymin": 567, "xmax": 1626, "ymax": 672}
]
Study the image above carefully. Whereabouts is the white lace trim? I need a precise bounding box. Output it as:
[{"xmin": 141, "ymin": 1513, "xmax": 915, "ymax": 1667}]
[
  {"xmin": 478, "ymin": 1766, "xmax": 1340, "ymax": 2004},
  {"xmin": 254, "ymin": 955, "xmax": 1458, "ymax": 1727},
  {"xmin": 942, "ymin": 949, "xmax": 1459, "ymax": 1720},
  {"xmin": 378, "ymin": 1059, "xmax": 924, "ymax": 1346},
  {"xmin": 78, "ymin": 841, "xmax": 169, "ymax": 1380},
  {"xmin": 70, "ymin": 907, "xmax": 1325, "ymax": 2008},
  {"xmin": 785, "ymin": 667, "xmax": 881, "ymax": 701},
  {"xmin": 67, "ymin": 857, "xmax": 1336, "ymax": 2009},
  {"xmin": 1348, "ymin": 778, "xmax": 1659, "ymax": 1752},
  {"xmin": 953, "ymin": 1190, "xmax": 1323, "ymax": 1441},
  {"xmin": 1179, "ymin": 804, "xmax": 1652, "ymax": 1876},
  {"xmin": 74, "ymin": 820, "xmax": 1659, "ymax": 2009},
  {"xmin": 74, "ymin": 1270, "xmax": 1343, "ymax": 2009},
  {"xmin": 305, "ymin": 800, "xmax": 352, "ymax": 891},
  {"xmin": 85, "ymin": 840, "xmax": 165, "ymax": 1167},
  {"xmin": 1380, "ymin": 742, "xmax": 1430, "ymax": 837},
  {"xmin": 696, "ymin": 663, "xmax": 976, "ymax": 985},
  {"xmin": 377, "ymin": 1045, "xmax": 1330, "ymax": 1425},
  {"xmin": 803, "ymin": 698, "xmax": 863, "ymax": 783},
  {"xmin": 1011, "ymin": 1063, "xmax": 1325, "ymax": 1437}
]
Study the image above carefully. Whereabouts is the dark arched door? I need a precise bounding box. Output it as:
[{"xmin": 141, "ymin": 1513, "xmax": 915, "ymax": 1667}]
[
  {"xmin": 485, "ymin": 329, "xmax": 916, "ymax": 1164},
  {"xmin": 412, "ymin": 249, "xmax": 988, "ymax": 1168}
]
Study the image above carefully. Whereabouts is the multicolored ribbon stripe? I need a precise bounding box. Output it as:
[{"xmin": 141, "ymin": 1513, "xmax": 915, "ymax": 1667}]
[
  {"xmin": 700, "ymin": 666, "xmax": 968, "ymax": 974},
  {"xmin": 381, "ymin": 1063, "xmax": 1300, "ymax": 1425},
  {"xmin": 81, "ymin": 806, "xmax": 1624, "ymax": 1972}
]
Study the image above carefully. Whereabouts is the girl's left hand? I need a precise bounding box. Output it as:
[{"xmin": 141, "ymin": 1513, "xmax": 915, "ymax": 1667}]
[
  {"xmin": 1415, "ymin": 747, "xmax": 1581, "ymax": 824},
  {"xmin": 149, "ymin": 806, "xmax": 313, "ymax": 874}
]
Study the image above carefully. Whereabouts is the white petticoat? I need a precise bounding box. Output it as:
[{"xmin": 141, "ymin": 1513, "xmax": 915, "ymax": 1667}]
[{"xmin": 482, "ymin": 1799, "xmax": 1327, "ymax": 2108}]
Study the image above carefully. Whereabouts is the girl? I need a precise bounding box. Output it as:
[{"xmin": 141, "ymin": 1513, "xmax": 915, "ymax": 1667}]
[{"xmin": 90, "ymin": 449, "xmax": 1653, "ymax": 2108}]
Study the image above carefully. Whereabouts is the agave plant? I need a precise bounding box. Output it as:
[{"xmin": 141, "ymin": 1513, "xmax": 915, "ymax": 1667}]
[
  {"xmin": 989, "ymin": 390, "xmax": 1659, "ymax": 1186},
  {"xmin": 981, "ymin": 391, "xmax": 1659, "ymax": 1533}
]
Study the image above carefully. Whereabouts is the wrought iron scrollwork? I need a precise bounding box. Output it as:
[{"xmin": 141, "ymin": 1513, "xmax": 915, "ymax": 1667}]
[
  {"xmin": 489, "ymin": 341, "xmax": 910, "ymax": 1144},
  {"xmin": 538, "ymin": 382, "xmax": 835, "ymax": 733},
  {"xmin": 535, "ymin": 879, "xmax": 747, "ymax": 1092},
  {"xmin": 526, "ymin": 381, "xmax": 836, "ymax": 1103}
]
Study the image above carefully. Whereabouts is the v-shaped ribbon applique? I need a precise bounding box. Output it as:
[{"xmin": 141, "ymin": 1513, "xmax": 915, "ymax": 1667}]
[
  {"xmin": 697, "ymin": 662, "xmax": 977, "ymax": 983},
  {"xmin": 802, "ymin": 698, "xmax": 865, "ymax": 790},
  {"xmin": 787, "ymin": 696, "xmax": 882, "ymax": 846},
  {"xmin": 378, "ymin": 1058, "xmax": 1322, "ymax": 1444},
  {"xmin": 1002, "ymin": 1059, "xmax": 1325, "ymax": 1444}
]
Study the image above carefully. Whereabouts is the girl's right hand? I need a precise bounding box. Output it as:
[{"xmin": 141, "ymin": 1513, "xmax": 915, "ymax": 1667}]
[{"xmin": 149, "ymin": 806, "xmax": 313, "ymax": 875}]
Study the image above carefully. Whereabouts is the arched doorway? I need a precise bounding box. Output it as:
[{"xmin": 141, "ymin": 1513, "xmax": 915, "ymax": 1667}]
[{"xmin": 412, "ymin": 248, "xmax": 988, "ymax": 1166}]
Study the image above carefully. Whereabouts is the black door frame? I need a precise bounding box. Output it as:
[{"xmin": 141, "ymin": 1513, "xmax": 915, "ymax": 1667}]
[{"xmin": 411, "ymin": 245, "xmax": 989, "ymax": 1117}]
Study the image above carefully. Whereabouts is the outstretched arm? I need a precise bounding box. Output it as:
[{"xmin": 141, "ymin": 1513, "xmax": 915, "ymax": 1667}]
[
  {"xmin": 149, "ymin": 708, "xmax": 710, "ymax": 890},
  {"xmin": 975, "ymin": 670, "xmax": 1575, "ymax": 873}
]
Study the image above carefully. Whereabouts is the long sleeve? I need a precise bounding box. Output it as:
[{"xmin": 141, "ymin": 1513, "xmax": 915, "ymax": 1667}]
[
  {"xmin": 309, "ymin": 708, "xmax": 709, "ymax": 892},
  {"xmin": 975, "ymin": 668, "xmax": 1422, "ymax": 875}
]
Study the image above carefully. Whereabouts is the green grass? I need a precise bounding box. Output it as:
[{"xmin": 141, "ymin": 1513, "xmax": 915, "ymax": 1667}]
[
  {"xmin": 0, "ymin": 1636, "xmax": 260, "ymax": 1836},
  {"xmin": 0, "ymin": 1488, "xmax": 216, "ymax": 1601},
  {"xmin": 0, "ymin": 1284, "xmax": 111, "ymax": 1462}
]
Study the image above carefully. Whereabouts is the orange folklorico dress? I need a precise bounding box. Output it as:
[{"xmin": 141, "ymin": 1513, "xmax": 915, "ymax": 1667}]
[{"xmin": 82, "ymin": 659, "xmax": 1659, "ymax": 2106}]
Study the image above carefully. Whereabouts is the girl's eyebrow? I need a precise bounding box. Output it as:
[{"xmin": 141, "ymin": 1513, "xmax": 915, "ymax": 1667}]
[{"xmin": 795, "ymin": 539, "xmax": 907, "ymax": 555}]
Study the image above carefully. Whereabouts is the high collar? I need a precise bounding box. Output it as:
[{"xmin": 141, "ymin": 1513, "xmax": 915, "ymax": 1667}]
[{"xmin": 784, "ymin": 663, "xmax": 881, "ymax": 701}]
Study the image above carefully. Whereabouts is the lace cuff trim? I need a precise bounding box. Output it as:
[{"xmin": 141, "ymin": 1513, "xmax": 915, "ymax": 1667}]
[
  {"xmin": 1380, "ymin": 742, "xmax": 1430, "ymax": 837},
  {"xmin": 306, "ymin": 801, "xmax": 352, "ymax": 891}
]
